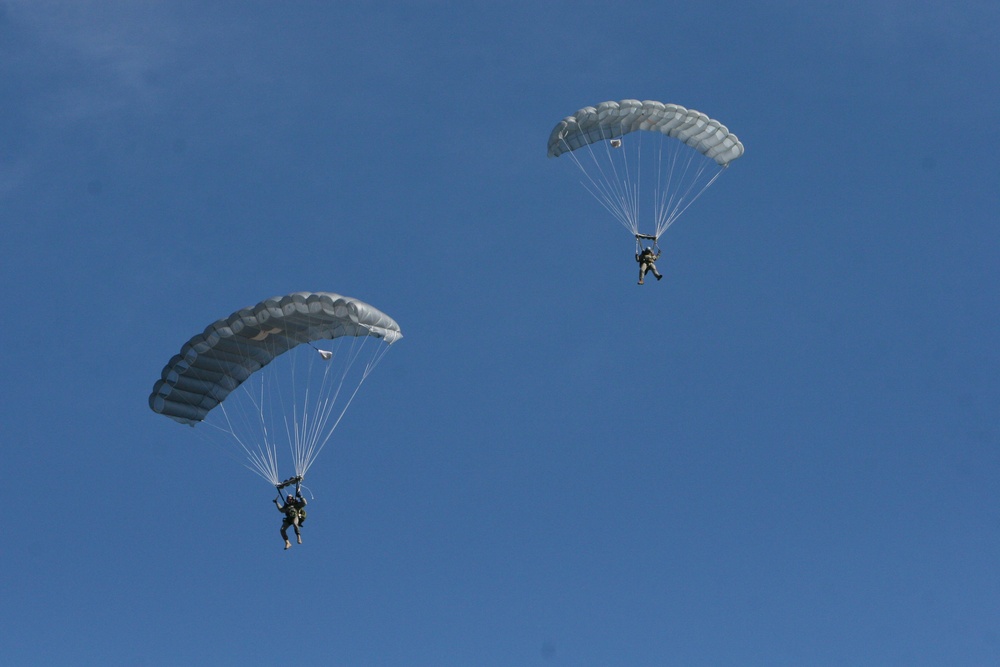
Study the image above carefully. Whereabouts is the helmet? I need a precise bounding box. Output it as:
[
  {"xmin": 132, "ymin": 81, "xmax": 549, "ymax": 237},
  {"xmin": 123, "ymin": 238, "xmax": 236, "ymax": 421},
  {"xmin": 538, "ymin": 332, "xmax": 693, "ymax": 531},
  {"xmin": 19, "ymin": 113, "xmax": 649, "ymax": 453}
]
[{"xmin": 287, "ymin": 494, "xmax": 295, "ymax": 503}]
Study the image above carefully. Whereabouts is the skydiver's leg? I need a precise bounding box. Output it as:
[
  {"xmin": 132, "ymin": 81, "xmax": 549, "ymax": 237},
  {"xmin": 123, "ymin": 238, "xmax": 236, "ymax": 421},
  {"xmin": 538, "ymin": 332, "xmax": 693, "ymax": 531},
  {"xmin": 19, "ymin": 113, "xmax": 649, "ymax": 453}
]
[
  {"xmin": 651, "ymin": 263, "xmax": 662, "ymax": 280},
  {"xmin": 281, "ymin": 520, "xmax": 293, "ymax": 549}
]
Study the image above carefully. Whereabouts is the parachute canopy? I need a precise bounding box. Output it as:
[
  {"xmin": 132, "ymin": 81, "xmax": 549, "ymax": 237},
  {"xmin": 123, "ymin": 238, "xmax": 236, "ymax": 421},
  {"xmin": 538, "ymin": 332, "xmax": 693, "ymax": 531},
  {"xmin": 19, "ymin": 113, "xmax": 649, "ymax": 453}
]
[
  {"xmin": 548, "ymin": 99, "xmax": 743, "ymax": 239},
  {"xmin": 150, "ymin": 292, "xmax": 401, "ymax": 424},
  {"xmin": 149, "ymin": 292, "xmax": 401, "ymax": 485},
  {"xmin": 547, "ymin": 99, "xmax": 744, "ymax": 165}
]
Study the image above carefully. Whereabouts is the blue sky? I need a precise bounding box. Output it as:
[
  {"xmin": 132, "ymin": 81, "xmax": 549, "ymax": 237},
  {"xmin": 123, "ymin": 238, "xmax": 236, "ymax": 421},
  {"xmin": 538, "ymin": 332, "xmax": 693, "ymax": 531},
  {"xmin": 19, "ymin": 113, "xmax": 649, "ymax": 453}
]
[{"xmin": 2, "ymin": 2, "xmax": 999, "ymax": 665}]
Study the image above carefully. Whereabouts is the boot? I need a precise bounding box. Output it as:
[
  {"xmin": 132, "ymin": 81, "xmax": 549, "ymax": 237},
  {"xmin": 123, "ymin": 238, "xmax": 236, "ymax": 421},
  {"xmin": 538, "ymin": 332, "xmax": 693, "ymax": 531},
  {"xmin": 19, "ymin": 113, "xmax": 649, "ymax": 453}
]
[
  {"xmin": 297, "ymin": 534, "xmax": 303, "ymax": 545},
  {"xmin": 284, "ymin": 539, "xmax": 292, "ymax": 550}
]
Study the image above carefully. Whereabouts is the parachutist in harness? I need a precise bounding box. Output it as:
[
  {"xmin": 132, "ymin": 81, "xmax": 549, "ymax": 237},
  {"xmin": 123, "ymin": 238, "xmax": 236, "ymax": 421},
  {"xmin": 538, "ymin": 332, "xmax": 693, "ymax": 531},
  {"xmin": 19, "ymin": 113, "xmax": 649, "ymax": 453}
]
[
  {"xmin": 635, "ymin": 234, "xmax": 663, "ymax": 285},
  {"xmin": 273, "ymin": 479, "xmax": 307, "ymax": 550}
]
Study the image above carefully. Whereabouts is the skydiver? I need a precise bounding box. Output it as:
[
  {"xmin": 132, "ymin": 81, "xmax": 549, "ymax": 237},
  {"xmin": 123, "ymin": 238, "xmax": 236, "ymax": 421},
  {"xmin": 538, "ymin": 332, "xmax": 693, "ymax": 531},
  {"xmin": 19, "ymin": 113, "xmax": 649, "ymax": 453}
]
[
  {"xmin": 274, "ymin": 488, "xmax": 307, "ymax": 550},
  {"xmin": 636, "ymin": 246, "xmax": 663, "ymax": 285}
]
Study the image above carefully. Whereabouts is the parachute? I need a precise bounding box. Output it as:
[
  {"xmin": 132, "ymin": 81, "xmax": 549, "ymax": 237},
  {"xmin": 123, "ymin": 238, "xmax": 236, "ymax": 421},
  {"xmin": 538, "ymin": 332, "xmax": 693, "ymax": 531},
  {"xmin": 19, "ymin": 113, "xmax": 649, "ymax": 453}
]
[
  {"xmin": 548, "ymin": 100, "xmax": 744, "ymax": 245},
  {"xmin": 149, "ymin": 292, "xmax": 402, "ymax": 486}
]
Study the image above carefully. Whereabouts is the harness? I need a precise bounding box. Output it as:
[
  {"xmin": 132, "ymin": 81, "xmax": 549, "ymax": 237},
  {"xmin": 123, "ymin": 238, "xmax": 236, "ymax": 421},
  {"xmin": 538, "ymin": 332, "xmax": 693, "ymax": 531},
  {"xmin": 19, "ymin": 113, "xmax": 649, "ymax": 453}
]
[
  {"xmin": 275, "ymin": 475, "xmax": 307, "ymax": 523},
  {"xmin": 635, "ymin": 233, "xmax": 660, "ymax": 257}
]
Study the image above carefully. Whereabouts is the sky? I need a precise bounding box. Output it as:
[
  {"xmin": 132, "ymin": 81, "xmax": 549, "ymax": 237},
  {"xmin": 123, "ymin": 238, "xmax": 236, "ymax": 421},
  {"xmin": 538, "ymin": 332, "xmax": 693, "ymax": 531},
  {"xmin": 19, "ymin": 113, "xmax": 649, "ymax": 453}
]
[{"xmin": 2, "ymin": 1, "xmax": 999, "ymax": 665}]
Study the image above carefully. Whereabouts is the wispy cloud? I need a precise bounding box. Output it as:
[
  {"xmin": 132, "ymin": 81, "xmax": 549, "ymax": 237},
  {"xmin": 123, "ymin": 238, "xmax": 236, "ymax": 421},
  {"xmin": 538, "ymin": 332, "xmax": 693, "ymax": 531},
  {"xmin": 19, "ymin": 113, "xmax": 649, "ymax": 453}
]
[
  {"xmin": 0, "ymin": 1, "xmax": 203, "ymax": 199},
  {"xmin": 4, "ymin": 0, "xmax": 187, "ymax": 123},
  {"xmin": 0, "ymin": 158, "xmax": 28, "ymax": 199}
]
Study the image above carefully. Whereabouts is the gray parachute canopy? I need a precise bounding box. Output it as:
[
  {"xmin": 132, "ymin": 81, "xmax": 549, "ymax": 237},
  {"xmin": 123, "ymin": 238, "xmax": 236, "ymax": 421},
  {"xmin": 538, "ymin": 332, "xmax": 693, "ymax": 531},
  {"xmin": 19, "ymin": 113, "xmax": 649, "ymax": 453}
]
[
  {"xmin": 149, "ymin": 292, "xmax": 402, "ymax": 426},
  {"xmin": 547, "ymin": 99, "xmax": 744, "ymax": 166}
]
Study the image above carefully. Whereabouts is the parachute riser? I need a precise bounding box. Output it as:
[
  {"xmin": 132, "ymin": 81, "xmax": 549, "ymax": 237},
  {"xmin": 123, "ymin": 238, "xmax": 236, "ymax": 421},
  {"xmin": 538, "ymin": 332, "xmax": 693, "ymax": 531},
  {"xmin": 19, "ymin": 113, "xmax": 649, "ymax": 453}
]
[
  {"xmin": 635, "ymin": 233, "xmax": 660, "ymax": 255},
  {"xmin": 276, "ymin": 475, "xmax": 302, "ymax": 492},
  {"xmin": 275, "ymin": 477, "xmax": 314, "ymax": 503}
]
